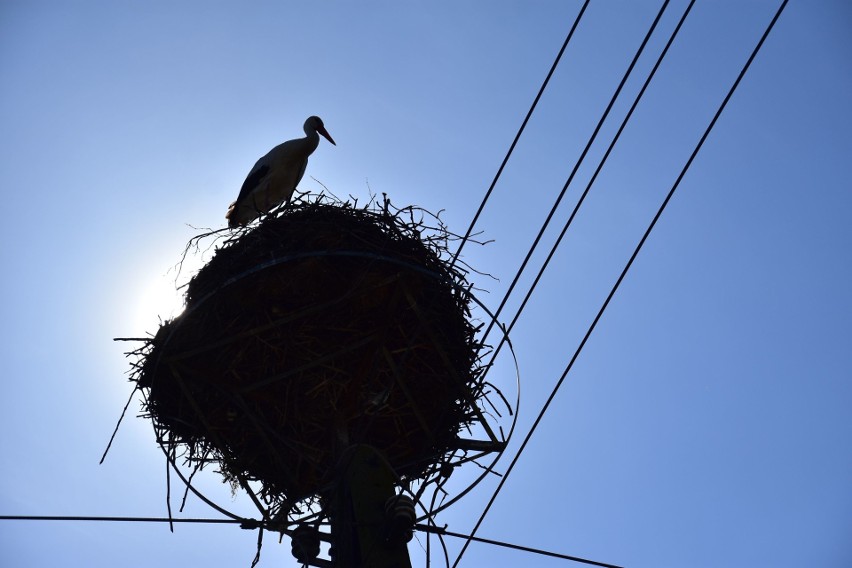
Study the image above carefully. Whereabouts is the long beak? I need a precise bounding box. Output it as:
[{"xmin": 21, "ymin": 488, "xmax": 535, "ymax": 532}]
[{"xmin": 318, "ymin": 126, "xmax": 336, "ymax": 146}]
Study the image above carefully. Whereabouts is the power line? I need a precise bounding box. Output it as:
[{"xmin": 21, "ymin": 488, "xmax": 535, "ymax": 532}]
[
  {"xmin": 454, "ymin": 0, "xmax": 679, "ymax": 559},
  {"xmin": 450, "ymin": 0, "xmax": 591, "ymax": 267},
  {"xmin": 477, "ymin": 0, "xmax": 672, "ymax": 349},
  {"xmin": 453, "ymin": 1, "xmax": 789, "ymax": 566},
  {"xmin": 0, "ymin": 515, "xmax": 243, "ymax": 525},
  {"xmin": 484, "ymin": 0, "xmax": 695, "ymax": 380},
  {"xmin": 0, "ymin": 515, "xmax": 621, "ymax": 567},
  {"xmin": 418, "ymin": 525, "xmax": 623, "ymax": 568}
]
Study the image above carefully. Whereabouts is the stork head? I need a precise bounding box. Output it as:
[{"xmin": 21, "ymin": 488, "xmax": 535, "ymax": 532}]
[{"xmin": 305, "ymin": 115, "xmax": 336, "ymax": 146}]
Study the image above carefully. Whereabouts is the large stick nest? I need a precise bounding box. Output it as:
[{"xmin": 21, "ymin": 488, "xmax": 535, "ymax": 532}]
[{"xmin": 136, "ymin": 195, "xmax": 486, "ymax": 505}]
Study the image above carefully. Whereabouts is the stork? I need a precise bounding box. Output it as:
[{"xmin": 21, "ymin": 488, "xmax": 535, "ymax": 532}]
[{"xmin": 226, "ymin": 116, "xmax": 335, "ymax": 227}]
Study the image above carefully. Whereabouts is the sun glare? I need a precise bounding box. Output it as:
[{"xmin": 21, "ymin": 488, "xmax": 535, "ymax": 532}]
[{"xmin": 132, "ymin": 272, "xmax": 186, "ymax": 335}]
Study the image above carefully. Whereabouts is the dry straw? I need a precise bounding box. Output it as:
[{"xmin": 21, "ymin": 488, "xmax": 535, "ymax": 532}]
[{"xmin": 131, "ymin": 194, "xmax": 493, "ymax": 514}]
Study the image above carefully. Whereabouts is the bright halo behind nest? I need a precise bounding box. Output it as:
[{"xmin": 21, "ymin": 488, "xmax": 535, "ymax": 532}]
[{"xmin": 132, "ymin": 272, "xmax": 185, "ymax": 333}]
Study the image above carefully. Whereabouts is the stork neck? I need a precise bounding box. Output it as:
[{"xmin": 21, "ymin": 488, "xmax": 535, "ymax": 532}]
[{"xmin": 303, "ymin": 128, "xmax": 320, "ymax": 152}]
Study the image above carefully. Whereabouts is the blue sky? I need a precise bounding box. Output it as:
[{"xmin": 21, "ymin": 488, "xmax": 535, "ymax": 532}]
[{"xmin": 1, "ymin": 1, "xmax": 850, "ymax": 567}]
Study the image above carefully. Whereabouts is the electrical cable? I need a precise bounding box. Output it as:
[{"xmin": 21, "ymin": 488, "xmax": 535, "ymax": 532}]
[
  {"xmin": 0, "ymin": 515, "xmax": 617, "ymax": 567},
  {"xmin": 452, "ymin": 1, "xmax": 789, "ymax": 566},
  {"xmin": 417, "ymin": 525, "xmax": 622, "ymax": 568},
  {"xmin": 451, "ymin": 0, "xmax": 591, "ymax": 267},
  {"xmin": 482, "ymin": 0, "xmax": 695, "ymax": 383},
  {"xmin": 0, "ymin": 515, "xmax": 243, "ymax": 525},
  {"xmin": 478, "ymin": 0, "xmax": 672, "ymax": 349}
]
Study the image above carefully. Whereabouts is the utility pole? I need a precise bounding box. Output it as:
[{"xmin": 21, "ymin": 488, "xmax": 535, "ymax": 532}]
[{"xmin": 328, "ymin": 445, "xmax": 413, "ymax": 568}]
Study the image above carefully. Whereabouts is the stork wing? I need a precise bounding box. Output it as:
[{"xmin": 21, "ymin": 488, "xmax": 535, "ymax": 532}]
[{"xmin": 234, "ymin": 163, "xmax": 270, "ymax": 204}]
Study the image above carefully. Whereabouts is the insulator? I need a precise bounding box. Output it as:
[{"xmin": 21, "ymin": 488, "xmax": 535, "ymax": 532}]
[
  {"xmin": 290, "ymin": 524, "xmax": 321, "ymax": 563},
  {"xmin": 384, "ymin": 494, "xmax": 416, "ymax": 544}
]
